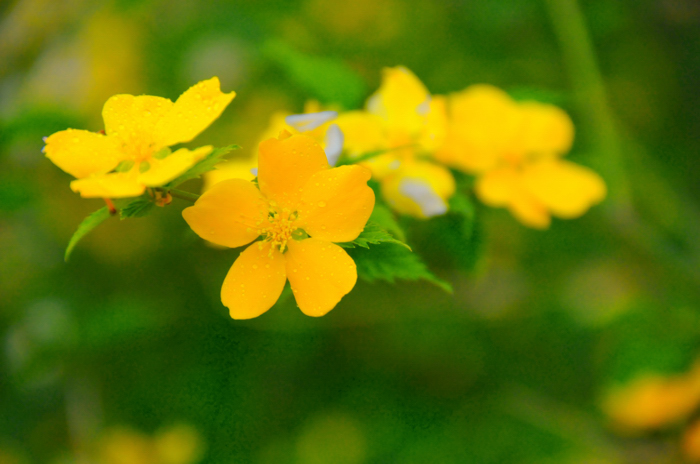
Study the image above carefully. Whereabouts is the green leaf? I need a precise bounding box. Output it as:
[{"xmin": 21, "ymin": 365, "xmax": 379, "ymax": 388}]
[
  {"xmin": 120, "ymin": 196, "xmax": 155, "ymax": 219},
  {"xmin": 163, "ymin": 144, "xmax": 240, "ymax": 189},
  {"xmin": 407, "ymin": 190, "xmax": 483, "ymax": 272},
  {"xmin": 369, "ymin": 203, "xmax": 406, "ymax": 241},
  {"xmin": 65, "ymin": 207, "xmax": 113, "ymax": 262},
  {"xmin": 338, "ymin": 221, "xmax": 410, "ymax": 250},
  {"xmin": 263, "ymin": 40, "xmax": 367, "ymax": 108},
  {"xmin": 348, "ymin": 243, "xmax": 452, "ymax": 293}
]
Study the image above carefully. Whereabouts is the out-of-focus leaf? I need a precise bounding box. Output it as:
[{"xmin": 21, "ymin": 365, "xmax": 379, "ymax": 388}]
[
  {"xmin": 603, "ymin": 305, "xmax": 700, "ymax": 385},
  {"xmin": 408, "ymin": 190, "xmax": 483, "ymax": 271},
  {"xmin": 263, "ymin": 40, "xmax": 367, "ymax": 108},
  {"xmin": 164, "ymin": 144, "xmax": 239, "ymax": 188},
  {"xmin": 348, "ymin": 243, "xmax": 452, "ymax": 293},
  {"xmin": 338, "ymin": 221, "xmax": 410, "ymax": 250},
  {"xmin": 79, "ymin": 298, "xmax": 161, "ymax": 349},
  {"xmin": 0, "ymin": 176, "xmax": 34, "ymax": 211},
  {"xmin": 64, "ymin": 206, "xmax": 113, "ymax": 262}
]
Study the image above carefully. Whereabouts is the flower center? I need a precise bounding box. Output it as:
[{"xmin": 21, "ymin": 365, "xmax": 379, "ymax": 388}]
[{"xmin": 258, "ymin": 203, "xmax": 299, "ymax": 254}]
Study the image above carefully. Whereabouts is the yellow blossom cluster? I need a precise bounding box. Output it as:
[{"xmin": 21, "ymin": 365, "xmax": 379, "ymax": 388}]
[
  {"xmin": 205, "ymin": 66, "xmax": 606, "ymax": 227},
  {"xmin": 42, "ymin": 68, "xmax": 608, "ymax": 320}
]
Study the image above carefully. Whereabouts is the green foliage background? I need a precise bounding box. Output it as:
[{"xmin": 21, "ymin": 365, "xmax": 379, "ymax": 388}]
[{"xmin": 1, "ymin": 0, "xmax": 700, "ymax": 462}]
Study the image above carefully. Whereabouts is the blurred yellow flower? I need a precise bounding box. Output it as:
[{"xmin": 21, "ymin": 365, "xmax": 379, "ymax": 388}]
[
  {"xmin": 683, "ymin": 419, "xmax": 700, "ymax": 462},
  {"xmin": 44, "ymin": 77, "xmax": 235, "ymax": 198},
  {"xmin": 602, "ymin": 364, "xmax": 700, "ymax": 432},
  {"xmin": 337, "ymin": 66, "xmax": 454, "ymax": 218},
  {"xmin": 97, "ymin": 424, "xmax": 204, "ymax": 464},
  {"xmin": 183, "ymin": 133, "xmax": 374, "ymax": 319},
  {"xmin": 436, "ymin": 84, "xmax": 606, "ymax": 228},
  {"xmin": 380, "ymin": 160, "xmax": 455, "ymax": 219}
]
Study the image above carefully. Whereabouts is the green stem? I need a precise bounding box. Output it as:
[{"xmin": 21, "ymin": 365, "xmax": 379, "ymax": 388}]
[
  {"xmin": 544, "ymin": 0, "xmax": 631, "ymax": 211},
  {"xmin": 168, "ymin": 188, "xmax": 200, "ymax": 203},
  {"xmin": 545, "ymin": 0, "xmax": 700, "ymax": 283}
]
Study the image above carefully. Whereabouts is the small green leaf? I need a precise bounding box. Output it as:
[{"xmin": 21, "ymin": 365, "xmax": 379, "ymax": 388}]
[
  {"xmin": 139, "ymin": 161, "xmax": 151, "ymax": 173},
  {"xmin": 338, "ymin": 221, "xmax": 410, "ymax": 250},
  {"xmin": 164, "ymin": 144, "xmax": 240, "ymax": 189},
  {"xmin": 119, "ymin": 196, "xmax": 155, "ymax": 219},
  {"xmin": 65, "ymin": 207, "xmax": 113, "ymax": 262},
  {"xmin": 348, "ymin": 243, "xmax": 452, "ymax": 293}
]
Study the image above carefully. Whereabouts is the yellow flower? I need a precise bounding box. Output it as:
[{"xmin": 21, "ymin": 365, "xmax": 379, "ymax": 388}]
[
  {"xmin": 380, "ymin": 161, "xmax": 455, "ymax": 219},
  {"xmin": 44, "ymin": 77, "xmax": 235, "ymax": 198},
  {"xmin": 183, "ymin": 133, "xmax": 375, "ymax": 319},
  {"xmin": 602, "ymin": 365, "xmax": 700, "ymax": 433},
  {"xmin": 437, "ymin": 84, "xmax": 605, "ymax": 228},
  {"xmin": 334, "ymin": 67, "xmax": 454, "ymax": 218}
]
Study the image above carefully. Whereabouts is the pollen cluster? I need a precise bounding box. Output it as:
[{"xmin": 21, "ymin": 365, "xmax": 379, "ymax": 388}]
[{"xmin": 258, "ymin": 202, "xmax": 299, "ymax": 254}]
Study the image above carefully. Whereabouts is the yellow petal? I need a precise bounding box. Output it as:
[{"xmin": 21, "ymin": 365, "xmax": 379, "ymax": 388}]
[
  {"xmin": 103, "ymin": 94, "xmax": 174, "ymax": 151},
  {"xmin": 154, "ymin": 77, "xmax": 235, "ymax": 147},
  {"xmin": 285, "ymin": 239, "xmax": 357, "ymax": 317},
  {"xmin": 516, "ymin": 102, "xmax": 574, "ymax": 156},
  {"xmin": 603, "ymin": 372, "xmax": 700, "ymax": 431},
  {"xmin": 474, "ymin": 167, "xmax": 519, "ymax": 207},
  {"xmin": 182, "ymin": 179, "xmax": 268, "ymax": 248},
  {"xmin": 381, "ymin": 161, "xmax": 455, "ymax": 219},
  {"xmin": 138, "ymin": 146, "xmax": 212, "ymax": 187},
  {"xmin": 508, "ymin": 192, "xmax": 550, "ymax": 229},
  {"xmin": 44, "ymin": 129, "xmax": 123, "ymax": 178},
  {"xmin": 436, "ymin": 84, "xmax": 522, "ymax": 173},
  {"xmin": 70, "ymin": 170, "xmax": 145, "ymax": 198},
  {"xmin": 257, "ymin": 134, "xmax": 329, "ymax": 210},
  {"xmin": 299, "ymin": 165, "xmax": 375, "ymax": 242},
  {"xmin": 418, "ymin": 95, "xmax": 448, "ymax": 152},
  {"xmin": 521, "ymin": 159, "xmax": 607, "ymax": 219},
  {"xmin": 334, "ymin": 111, "xmax": 387, "ymax": 157},
  {"xmin": 221, "ymin": 242, "xmax": 287, "ymax": 319},
  {"xmin": 368, "ymin": 66, "xmax": 430, "ymax": 134}
]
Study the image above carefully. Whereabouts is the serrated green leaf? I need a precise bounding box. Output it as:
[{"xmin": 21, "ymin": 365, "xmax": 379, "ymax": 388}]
[
  {"xmin": 120, "ymin": 196, "xmax": 155, "ymax": 219},
  {"xmin": 263, "ymin": 40, "xmax": 366, "ymax": 108},
  {"xmin": 338, "ymin": 221, "xmax": 410, "ymax": 250},
  {"xmin": 369, "ymin": 203, "xmax": 405, "ymax": 241},
  {"xmin": 65, "ymin": 207, "xmax": 112, "ymax": 262},
  {"xmin": 348, "ymin": 243, "xmax": 452, "ymax": 293},
  {"xmin": 163, "ymin": 144, "xmax": 239, "ymax": 189}
]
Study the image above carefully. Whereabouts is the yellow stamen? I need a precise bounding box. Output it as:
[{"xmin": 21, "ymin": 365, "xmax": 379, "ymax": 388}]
[{"xmin": 258, "ymin": 207, "xmax": 300, "ymax": 255}]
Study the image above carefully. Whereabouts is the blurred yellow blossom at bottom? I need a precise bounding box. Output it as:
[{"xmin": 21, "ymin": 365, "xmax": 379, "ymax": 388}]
[
  {"xmin": 97, "ymin": 424, "xmax": 204, "ymax": 464},
  {"xmin": 602, "ymin": 363, "xmax": 700, "ymax": 433},
  {"xmin": 683, "ymin": 419, "xmax": 700, "ymax": 462}
]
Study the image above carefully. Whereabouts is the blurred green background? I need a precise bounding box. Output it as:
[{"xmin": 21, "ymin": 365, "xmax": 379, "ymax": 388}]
[{"xmin": 2, "ymin": 0, "xmax": 700, "ymax": 462}]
